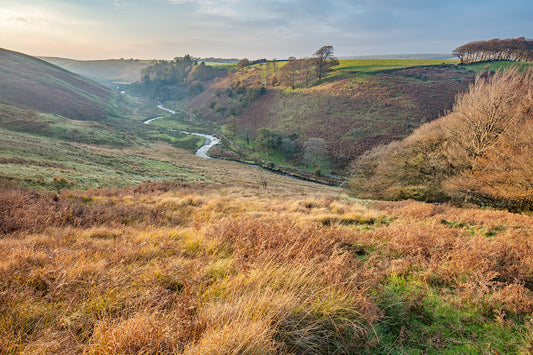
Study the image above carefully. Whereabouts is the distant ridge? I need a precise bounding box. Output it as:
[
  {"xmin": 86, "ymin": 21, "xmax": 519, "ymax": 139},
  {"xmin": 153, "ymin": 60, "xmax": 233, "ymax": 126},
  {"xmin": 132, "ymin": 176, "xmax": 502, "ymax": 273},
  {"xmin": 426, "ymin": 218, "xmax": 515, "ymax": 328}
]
[
  {"xmin": 339, "ymin": 53, "xmax": 455, "ymax": 60},
  {"xmin": 40, "ymin": 56, "xmax": 153, "ymax": 85},
  {"xmin": 0, "ymin": 48, "xmax": 122, "ymax": 120}
]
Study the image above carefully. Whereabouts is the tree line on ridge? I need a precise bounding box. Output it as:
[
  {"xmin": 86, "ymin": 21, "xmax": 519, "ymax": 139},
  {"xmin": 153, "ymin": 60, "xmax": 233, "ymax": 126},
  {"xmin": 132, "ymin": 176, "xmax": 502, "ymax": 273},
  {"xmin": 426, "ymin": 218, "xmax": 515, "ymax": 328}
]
[{"xmin": 452, "ymin": 37, "xmax": 533, "ymax": 64}]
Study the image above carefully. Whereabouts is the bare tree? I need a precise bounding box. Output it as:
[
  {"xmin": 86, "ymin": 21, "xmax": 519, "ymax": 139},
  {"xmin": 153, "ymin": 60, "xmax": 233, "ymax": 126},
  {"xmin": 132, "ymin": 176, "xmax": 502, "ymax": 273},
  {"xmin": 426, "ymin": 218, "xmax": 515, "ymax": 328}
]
[
  {"xmin": 313, "ymin": 45, "xmax": 339, "ymax": 84},
  {"xmin": 443, "ymin": 68, "xmax": 532, "ymax": 169},
  {"xmin": 279, "ymin": 58, "xmax": 315, "ymax": 89},
  {"xmin": 279, "ymin": 57, "xmax": 298, "ymax": 89},
  {"xmin": 303, "ymin": 137, "xmax": 327, "ymax": 169}
]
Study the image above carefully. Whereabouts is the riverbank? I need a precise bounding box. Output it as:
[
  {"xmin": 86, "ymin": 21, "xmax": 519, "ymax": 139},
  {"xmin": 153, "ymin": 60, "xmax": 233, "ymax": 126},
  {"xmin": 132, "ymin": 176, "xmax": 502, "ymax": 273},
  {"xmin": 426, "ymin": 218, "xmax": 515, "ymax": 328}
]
[
  {"xmin": 143, "ymin": 105, "xmax": 220, "ymax": 159},
  {"xmin": 144, "ymin": 105, "xmax": 345, "ymax": 186}
]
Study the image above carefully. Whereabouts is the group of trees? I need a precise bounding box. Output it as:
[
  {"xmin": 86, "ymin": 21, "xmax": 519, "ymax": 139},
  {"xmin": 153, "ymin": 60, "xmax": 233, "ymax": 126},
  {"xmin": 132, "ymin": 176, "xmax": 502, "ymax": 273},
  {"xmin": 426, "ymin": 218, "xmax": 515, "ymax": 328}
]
[
  {"xmin": 452, "ymin": 37, "xmax": 533, "ymax": 64},
  {"xmin": 236, "ymin": 46, "xmax": 339, "ymax": 90},
  {"xmin": 236, "ymin": 58, "xmax": 268, "ymax": 70},
  {"xmin": 255, "ymin": 128, "xmax": 297, "ymax": 158},
  {"xmin": 350, "ymin": 67, "xmax": 533, "ymax": 211},
  {"xmin": 277, "ymin": 58, "xmax": 315, "ymax": 89},
  {"xmin": 131, "ymin": 55, "xmax": 223, "ymax": 99},
  {"xmin": 254, "ymin": 128, "xmax": 329, "ymax": 174},
  {"xmin": 276, "ymin": 45, "xmax": 339, "ymax": 89}
]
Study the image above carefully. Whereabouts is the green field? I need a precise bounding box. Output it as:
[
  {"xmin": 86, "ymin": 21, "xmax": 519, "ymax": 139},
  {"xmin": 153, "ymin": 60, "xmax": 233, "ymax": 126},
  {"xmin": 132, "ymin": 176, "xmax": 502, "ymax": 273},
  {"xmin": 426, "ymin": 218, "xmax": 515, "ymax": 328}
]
[
  {"xmin": 329, "ymin": 58, "xmax": 533, "ymax": 81},
  {"xmin": 330, "ymin": 58, "xmax": 459, "ymax": 80}
]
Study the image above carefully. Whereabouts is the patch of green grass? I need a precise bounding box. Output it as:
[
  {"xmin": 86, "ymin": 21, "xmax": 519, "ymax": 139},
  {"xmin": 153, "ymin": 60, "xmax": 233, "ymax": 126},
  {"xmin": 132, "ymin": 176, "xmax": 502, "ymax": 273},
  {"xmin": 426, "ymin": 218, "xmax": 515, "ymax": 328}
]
[
  {"xmin": 372, "ymin": 275, "xmax": 531, "ymax": 354},
  {"xmin": 329, "ymin": 59, "xmax": 458, "ymax": 81},
  {"xmin": 137, "ymin": 111, "xmax": 208, "ymax": 152},
  {"xmin": 203, "ymin": 62, "xmax": 236, "ymax": 70},
  {"xmin": 0, "ymin": 102, "xmax": 133, "ymax": 147},
  {"xmin": 0, "ymin": 128, "xmax": 208, "ymax": 190},
  {"xmin": 440, "ymin": 219, "xmax": 506, "ymax": 237}
]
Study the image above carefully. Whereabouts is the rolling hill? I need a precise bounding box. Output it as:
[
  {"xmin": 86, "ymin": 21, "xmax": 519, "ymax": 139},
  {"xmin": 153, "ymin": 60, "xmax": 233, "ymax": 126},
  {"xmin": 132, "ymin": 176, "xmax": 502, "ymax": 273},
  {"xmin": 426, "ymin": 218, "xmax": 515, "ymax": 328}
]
[
  {"xmin": 0, "ymin": 48, "xmax": 125, "ymax": 121},
  {"xmin": 186, "ymin": 59, "xmax": 531, "ymax": 175},
  {"xmin": 0, "ymin": 48, "xmax": 213, "ymax": 190},
  {"xmin": 187, "ymin": 59, "xmax": 476, "ymax": 173},
  {"xmin": 40, "ymin": 57, "xmax": 153, "ymax": 86}
]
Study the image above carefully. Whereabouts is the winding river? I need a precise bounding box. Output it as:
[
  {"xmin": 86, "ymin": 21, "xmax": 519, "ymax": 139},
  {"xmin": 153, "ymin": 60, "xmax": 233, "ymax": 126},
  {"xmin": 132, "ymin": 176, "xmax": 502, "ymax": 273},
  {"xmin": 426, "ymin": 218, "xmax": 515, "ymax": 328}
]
[
  {"xmin": 143, "ymin": 105, "xmax": 219, "ymax": 159},
  {"xmin": 143, "ymin": 105, "xmax": 343, "ymax": 185}
]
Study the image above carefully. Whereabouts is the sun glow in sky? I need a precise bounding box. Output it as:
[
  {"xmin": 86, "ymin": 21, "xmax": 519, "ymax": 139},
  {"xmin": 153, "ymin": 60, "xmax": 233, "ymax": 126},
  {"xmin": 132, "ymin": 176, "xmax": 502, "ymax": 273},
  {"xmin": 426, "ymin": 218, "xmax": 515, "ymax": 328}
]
[{"xmin": 1, "ymin": 0, "xmax": 532, "ymax": 60}]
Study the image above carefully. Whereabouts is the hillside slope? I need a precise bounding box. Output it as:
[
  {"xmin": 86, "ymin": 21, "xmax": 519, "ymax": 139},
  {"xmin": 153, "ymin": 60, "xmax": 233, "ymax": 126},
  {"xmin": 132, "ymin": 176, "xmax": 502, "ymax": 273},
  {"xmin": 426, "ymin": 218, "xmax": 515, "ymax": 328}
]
[
  {"xmin": 187, "ymin": 61, "xmax": 475, "ymax": 172},
  {"xmin": 0, "ymin": 48, "xmax": 217, "ymax": 190},
  {"xmin": 0, "ymin": 48, "xmax": 124, "ymax": 120},
  {"xmin": 349, "ymin": 67, "xmax": 533, "ymax": 210}
]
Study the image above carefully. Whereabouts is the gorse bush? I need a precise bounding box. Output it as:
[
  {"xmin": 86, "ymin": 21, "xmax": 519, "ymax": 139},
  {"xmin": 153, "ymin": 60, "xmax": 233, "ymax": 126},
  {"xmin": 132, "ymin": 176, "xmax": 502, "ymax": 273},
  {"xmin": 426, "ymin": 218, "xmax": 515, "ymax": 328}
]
[{"xmin": 350, "ymin": 67, "xmax": 533, "ymax": 210}]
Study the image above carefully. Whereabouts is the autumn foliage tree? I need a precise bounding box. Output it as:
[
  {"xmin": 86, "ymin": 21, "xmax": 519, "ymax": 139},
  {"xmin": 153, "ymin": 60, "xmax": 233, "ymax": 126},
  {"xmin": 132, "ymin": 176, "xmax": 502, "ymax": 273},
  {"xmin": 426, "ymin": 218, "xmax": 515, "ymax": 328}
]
[
  {"xmin": 443, "ymin": 68, "xmax": 533, "ymax": 209},
  {"xmin": 237, "ymin": 58, "xmax": 251, "ymax": 70},
  {"xmin": 350, "ymin": 67, "xmax": 533, "ymax": 210},
  {"xmin": 278, "ymin": 58, "xmax": 315, "ymax": 89}
]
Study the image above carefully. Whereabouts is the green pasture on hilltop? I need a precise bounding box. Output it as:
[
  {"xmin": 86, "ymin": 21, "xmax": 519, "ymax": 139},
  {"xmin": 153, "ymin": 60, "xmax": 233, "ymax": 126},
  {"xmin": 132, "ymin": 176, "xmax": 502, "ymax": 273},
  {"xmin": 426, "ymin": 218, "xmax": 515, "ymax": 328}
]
[
  {"xmin": 332, "ymin": 58, "xmax": 458, "ymax": 78},
  {"xmin": 330, "ymin": 58, "xmax": 533, "ymax": 81}
]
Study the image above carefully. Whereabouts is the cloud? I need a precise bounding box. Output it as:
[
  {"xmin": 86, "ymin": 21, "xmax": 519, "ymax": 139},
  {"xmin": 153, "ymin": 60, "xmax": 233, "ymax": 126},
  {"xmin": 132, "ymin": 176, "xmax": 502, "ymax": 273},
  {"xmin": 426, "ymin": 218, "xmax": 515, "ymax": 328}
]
[
  {"xmin": 9, "ymin": 16, "xmax": 39, "ymax": 24},
  {"xmin": 112, "ymin": 0, "xmax": 125, "ymax": 8},
  {"xmin": 2, "ymin": 0, "xmax": 531, "ymax": 59}
]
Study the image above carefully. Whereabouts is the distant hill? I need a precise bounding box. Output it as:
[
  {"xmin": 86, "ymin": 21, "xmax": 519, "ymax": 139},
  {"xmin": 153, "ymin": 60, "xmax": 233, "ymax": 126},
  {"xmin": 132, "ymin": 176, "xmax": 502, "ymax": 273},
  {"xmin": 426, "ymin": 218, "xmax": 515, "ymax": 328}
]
[
  {"xmin": 40, "ymin": 57, "xmax": 238, "ymax": 86},
  {"xmin": 40, "ymin": 57, "xmax": 153, "ymax": 85},
  {"xmin": 0, "ymin": 48, "xmax": 124, "ymax": 121}
]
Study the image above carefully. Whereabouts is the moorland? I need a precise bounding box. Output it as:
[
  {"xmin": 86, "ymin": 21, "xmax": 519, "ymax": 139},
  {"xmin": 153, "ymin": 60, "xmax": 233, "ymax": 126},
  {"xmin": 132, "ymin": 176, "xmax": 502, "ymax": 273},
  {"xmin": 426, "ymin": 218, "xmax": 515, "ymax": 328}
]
[{"xmin": 1, "ymin": 41, "xmax": 533, "ymax": 354}]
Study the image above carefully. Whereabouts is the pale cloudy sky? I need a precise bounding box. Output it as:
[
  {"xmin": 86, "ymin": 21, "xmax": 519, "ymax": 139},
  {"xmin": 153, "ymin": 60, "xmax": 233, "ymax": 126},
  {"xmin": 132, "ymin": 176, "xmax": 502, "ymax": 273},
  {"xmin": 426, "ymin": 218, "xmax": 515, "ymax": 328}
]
[{"xmin": 0, "ymin": 0, "xmax": 531, "ymax": 59}]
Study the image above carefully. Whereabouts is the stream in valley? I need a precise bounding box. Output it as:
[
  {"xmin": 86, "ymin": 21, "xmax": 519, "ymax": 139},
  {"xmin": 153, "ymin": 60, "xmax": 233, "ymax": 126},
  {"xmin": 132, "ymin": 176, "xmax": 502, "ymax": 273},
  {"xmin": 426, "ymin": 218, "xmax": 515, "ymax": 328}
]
[
  {"xmin": 143, "ymin": 105, "xmax": 219, "ymax": 159},
  {"xmin": 143, "ymin": 105, "xmax": 343, "ymax": 185}
]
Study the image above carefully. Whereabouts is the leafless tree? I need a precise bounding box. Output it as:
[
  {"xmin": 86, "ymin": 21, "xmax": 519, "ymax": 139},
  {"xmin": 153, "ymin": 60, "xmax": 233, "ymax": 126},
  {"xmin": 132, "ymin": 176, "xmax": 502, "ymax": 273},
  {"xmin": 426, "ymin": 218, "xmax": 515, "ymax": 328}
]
[
  {"xmin": 443, "ymin": 68, "xmax": 532, "ymax": 169},
  {"xmin": 313, "ymin": 45, "xmax": 339, "ymax": 84},
  {"xmin": 279, "ymin": 58, "xmax": 315, "ymax": 89},
  {"xmin": 303, "ymin": 137, "xmax": 327, "ymax": 168}
]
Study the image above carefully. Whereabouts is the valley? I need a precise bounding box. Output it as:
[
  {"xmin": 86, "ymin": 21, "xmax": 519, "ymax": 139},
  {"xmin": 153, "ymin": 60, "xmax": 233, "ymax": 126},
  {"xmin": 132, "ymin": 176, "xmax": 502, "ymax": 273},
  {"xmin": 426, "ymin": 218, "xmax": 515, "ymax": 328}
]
[{"xmin": 1, "ymin": 44, "xmax": 532, "ymax": 354}]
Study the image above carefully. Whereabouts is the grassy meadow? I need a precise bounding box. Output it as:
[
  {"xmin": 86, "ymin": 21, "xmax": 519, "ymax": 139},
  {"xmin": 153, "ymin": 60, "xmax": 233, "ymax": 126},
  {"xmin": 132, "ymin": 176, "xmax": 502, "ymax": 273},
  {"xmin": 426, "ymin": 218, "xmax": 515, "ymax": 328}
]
[
  {"xmin": 2, "ymin": 181, "xmax": 533, "ymax": 353},
  {"xmin": 0, "ymin": 101, "xmax": 215, "ymax": 190},
  {"xmin": 329, "ymin": 58, "xmax": 533, "ymax": 81}
]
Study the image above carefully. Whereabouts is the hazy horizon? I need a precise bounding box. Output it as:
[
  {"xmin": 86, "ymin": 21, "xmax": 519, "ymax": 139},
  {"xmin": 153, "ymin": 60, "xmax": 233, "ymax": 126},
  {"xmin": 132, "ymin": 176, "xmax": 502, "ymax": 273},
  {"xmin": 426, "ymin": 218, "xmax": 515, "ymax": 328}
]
[{"xmin": 1, "ymin": 0, "xmax": 532, "ymax": 60}]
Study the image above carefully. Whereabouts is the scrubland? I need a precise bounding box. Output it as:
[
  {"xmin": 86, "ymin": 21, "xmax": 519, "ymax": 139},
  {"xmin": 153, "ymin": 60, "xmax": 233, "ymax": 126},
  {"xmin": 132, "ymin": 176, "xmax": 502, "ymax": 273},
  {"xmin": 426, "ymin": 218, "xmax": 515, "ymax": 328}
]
[
  {"xmin": 2, "ymin": 181, "xmax": 532, "ymax": 354},
  {"xmin": 350, "ymin": 67, "xmax": 533, "ymax": 210}
]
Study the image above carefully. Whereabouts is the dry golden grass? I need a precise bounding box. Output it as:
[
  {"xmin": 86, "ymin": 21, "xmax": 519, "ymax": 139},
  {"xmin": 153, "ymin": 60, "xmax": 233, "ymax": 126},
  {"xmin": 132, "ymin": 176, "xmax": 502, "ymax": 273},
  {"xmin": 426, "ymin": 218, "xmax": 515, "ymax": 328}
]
[{"xmin": 1, "ymin": 183, "xmax": 532, "ymax": 353}]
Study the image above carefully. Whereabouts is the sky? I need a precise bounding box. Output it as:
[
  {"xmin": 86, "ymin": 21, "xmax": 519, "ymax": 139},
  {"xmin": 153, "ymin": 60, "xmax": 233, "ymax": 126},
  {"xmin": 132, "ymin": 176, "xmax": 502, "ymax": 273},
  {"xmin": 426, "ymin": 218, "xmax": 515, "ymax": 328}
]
[{"xmin": 0, "ymin": 0, "xmax": 532, "ymax": 60}]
